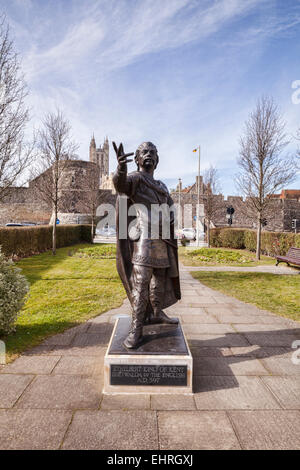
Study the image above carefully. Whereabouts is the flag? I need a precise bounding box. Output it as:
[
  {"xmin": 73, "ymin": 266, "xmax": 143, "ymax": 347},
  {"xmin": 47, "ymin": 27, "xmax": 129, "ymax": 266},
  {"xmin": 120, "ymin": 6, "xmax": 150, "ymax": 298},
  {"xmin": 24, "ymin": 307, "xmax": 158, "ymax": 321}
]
[{"xmin": 193, "ymin": 148, "xmax": 197, "ymax": 152}]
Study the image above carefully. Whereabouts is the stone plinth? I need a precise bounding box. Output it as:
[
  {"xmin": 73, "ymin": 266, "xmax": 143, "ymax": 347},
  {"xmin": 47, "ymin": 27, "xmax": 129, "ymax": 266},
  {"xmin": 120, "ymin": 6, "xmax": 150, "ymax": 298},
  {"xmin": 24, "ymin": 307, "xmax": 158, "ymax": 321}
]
[{"xmin": 103, "ymin": 317, "xmax": 193, "ymax": 395}]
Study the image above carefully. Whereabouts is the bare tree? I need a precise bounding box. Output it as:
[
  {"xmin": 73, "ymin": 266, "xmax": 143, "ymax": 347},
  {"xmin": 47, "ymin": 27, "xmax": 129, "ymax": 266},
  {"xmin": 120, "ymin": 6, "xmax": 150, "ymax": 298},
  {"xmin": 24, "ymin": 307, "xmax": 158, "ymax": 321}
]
[
  {"xmin": 203, "ymin": 165, "xmax": 222, "ymax": 247},
  {"xmin": 0, "ymin": 15, "xmax": 34, "ymax": 200},
  {"xmin": 32, "ymin": 110, "xmax": 78, "ymax": 255},
  {"xmin": 76, "ymin": 168, "xmax": 100, "ymax": 239},
  {"xmin": 236, "ymin": 96, "xmax": 295, "ymax": 259}
]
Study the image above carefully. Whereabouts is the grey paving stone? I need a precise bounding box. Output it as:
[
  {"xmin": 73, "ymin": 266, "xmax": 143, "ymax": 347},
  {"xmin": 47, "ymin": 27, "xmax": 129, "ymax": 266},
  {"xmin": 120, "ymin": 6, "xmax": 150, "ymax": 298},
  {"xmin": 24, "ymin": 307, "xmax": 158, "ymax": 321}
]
[
  {"xmin": 262, "ymin": 377, "xmax": 300, "ymax": 409},
  {"xmin": 43, "ymin": 330, "xmax": 77, "ymax": 346},
  {"xmin": 101, "ymin": 394, "xmax": 150, "ymax": 410},
  {"xmin": 23, "ymin": 344, "xmax": 55, "ymax": 355},
  {"xmin": 151, "ymin": 394, "xmax": 196, "ymax": 410},
  {"xmin": 180, "ymin": 290, "xmax": 199, "ymax": 296},
  {"xmin": 50, "ymin": 344, "xmax": 107, "ymax": 357},
  {"xmin": 183, "ymin": 297, "xmax": 217, "ymax": 305},
  {"xmin": 193, "ymin": 356, "xmax": 268, "ymax": 376},
  {"xmin": 158, "ymin": 411, "xmax": 240, "ymax": 450},
  {"xmin": 62, "ymin": 410, "xmax": 158, "ymax": 449},
  {"xmin": 1, "ymin": 355, "xmax": 60, "ymax": 375},
  {"xmin": 230, "ymin": 346, "xmax": 289, "ymax": 359},
  {"xmin": 183, "ymin": 324, "xmax": 235, "ymax": 335},
  {"xmin": 229, "ymin": 410, "xmax": 300, "ymax": 450},
  {"xmin": 260, "ymin": 358, "xmax": 300, "ymax": 375},
  {"xmin": 0, "ymin": 409, "xmax": 72, "ymax": 450},
  {"xmin": 0, "ymin": 374, "xmax": 34, "ymax": 408},
  {"xmin": 188, "ymin": 333, "xmax": 249, "ymax": 348},
  {"xmin": 194, "ymin": 376, "xmax": 280, "ymax": 410},
  {"xmin": 180, "ymin": 315, "xmax": 217, "ymax": 324},
  {"xmin": 225, "ymin": 357, "xmax": 269, "ymax": 375},
  {"xmin": 233, "ymin": 324, "xmax": 300, "ymax": 333},
  {"xmin": 166, "ymin": 307, "xmax": 209, "ymax": 316},
  {"xmin": 204, "ymin": 306, "xmax": 237, "ymax": 315},
  {"xmin": 86, "ymin": 322, "xmax": 113, "ymax": 336},
  {"xmin": 52, "ymin": 356, "xmax": 103, "ymax": 376},
  {"xmin": 16, "ymin": 375, "xmax": 102, "ymax": 410},
  {"xmin": 73, "ymin": 332, "xmax": 111, "ymax": 348},
  {"xmin": 214, "ymin": 314, "xmax": 260, "ymax": 324},
  {"xmin": 191, "ymin": 347, "xmax": 232, "ymax": 357},
  {"xmin": 245, "ymin": 333, "xmax": 299, "ymax": 347}
]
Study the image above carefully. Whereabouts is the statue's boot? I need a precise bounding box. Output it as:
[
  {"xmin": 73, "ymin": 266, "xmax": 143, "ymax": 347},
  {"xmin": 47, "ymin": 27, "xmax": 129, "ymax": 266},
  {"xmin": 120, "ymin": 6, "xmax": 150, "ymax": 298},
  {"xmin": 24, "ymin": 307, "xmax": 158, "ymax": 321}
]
[
  {"xmin": 150, "ymin": 310, "xmax": 179, "ymax": 325},
  {"xmin": 123, "ymin": 312, "xmax": 144, "ymax": 349}
]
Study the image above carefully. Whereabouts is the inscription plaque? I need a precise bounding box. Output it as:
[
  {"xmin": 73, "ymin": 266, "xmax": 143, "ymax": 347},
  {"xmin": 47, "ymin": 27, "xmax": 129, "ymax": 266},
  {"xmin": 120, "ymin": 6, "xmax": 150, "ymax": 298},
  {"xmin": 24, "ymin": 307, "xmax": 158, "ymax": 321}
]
[{"xmin": 110, "ymin": 364, "xmax": 187, "ymax": 386}]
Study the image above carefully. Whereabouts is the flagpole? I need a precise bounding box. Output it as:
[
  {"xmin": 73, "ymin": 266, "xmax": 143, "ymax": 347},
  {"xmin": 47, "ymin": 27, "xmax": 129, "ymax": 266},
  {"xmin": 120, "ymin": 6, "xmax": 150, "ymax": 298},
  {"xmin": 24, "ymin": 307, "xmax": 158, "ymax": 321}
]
[{"xmin": 196, "ymin": 145, "xmax": 200, "ymax": 247}]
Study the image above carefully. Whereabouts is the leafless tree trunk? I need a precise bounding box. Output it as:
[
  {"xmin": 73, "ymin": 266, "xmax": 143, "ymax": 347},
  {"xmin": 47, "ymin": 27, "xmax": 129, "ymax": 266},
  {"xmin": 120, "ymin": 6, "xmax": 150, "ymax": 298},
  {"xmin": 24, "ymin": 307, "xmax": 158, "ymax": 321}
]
[
  {"xmin": 0, "ymin": 15, "xmax": 34, "ymax": 200},
  {"xmin": 76, "ymin": 166, "xmax": 100, "ymax": 240},
  {"xmin": 236, "ymin": 96, "xmax": 295, "ymax": 260},
  {"xmin": 32, "ymin": 110, "xmax": 78, "ymax": 255},
  {"xmin": 203, "ymin": 165, "xmax": 222, "ymax": 248}
]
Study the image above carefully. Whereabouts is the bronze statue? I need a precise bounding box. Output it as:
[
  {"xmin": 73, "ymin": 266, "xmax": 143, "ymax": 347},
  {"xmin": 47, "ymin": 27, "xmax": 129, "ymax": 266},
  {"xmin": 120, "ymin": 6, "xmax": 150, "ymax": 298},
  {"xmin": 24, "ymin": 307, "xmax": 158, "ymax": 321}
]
[{"xmin": 112, "ymin": 141, "xmax": 181, "ymax": 349}]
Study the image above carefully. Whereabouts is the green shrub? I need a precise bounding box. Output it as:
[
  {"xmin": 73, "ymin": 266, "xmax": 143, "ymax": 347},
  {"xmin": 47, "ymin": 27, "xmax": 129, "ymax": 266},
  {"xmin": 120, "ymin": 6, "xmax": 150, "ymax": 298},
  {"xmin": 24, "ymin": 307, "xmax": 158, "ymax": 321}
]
[
  {"xmin": 0, "ymin": 225, "xmax": 92, "ymax": 259},
  {"xmin": 0, "ymin": 248, "xmax": 29, "ymax": 335},
  {"xmin": 211, "ymin": 228, "xmax": 300, "ymax": 256},
  {"xmin": 219, "ymin": 229, "xmax": 245, "ymax": 249}
]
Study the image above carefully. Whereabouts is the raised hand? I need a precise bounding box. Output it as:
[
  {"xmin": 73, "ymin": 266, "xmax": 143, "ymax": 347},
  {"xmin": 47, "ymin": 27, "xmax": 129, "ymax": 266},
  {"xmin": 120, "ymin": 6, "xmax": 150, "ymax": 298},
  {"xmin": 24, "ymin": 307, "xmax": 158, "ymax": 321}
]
[{"xmin": 112, "ymin": 141, "xmax": 133, "ymax": 170}]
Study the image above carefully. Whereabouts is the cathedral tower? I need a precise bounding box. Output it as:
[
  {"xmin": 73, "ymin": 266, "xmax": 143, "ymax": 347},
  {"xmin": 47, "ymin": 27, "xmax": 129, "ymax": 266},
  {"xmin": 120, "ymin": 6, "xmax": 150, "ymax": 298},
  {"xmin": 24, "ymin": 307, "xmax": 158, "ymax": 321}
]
[{"xmin": 89, "ymin": 135, "xmax": 109, "ymax": 186}]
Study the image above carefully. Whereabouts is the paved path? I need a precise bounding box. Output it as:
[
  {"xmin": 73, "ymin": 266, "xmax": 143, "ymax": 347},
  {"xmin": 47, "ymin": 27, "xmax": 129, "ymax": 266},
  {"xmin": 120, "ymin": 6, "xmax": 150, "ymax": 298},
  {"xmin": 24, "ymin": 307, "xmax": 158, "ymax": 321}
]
[
  {"xmin": 183, "ymin": 264, "xmax": 299, "ymax": 275},
  {"xmin": 0, "ymin": 270, "xmax": 299, "ymax": 450}
]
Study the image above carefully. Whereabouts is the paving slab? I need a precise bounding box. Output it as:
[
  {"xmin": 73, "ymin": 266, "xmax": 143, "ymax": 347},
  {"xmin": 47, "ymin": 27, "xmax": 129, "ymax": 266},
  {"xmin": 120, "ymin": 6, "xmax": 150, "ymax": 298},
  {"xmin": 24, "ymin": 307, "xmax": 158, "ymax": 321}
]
[
  {"xmin": 183, "ymin": 324, "xmax": 235, "ymax": 335},
  {"xmin": 180, "ymin": 314, "xmax": 218, "ymax": 324},
  {"xmin": 16, "ymin": 375, "xmax": 102, "ymax": 410},
  {"xmin": 42, "ymin": 330, "xmax": 77, "ymax": 346},
  {"xmin": 49, "ymin": 344, "xmax": 107, "ymax": 357},
  {"xmin": 230, "ymin": 346, "xmax": 290, "ymax": 359},
  {"xmin": 0, "ymin": 374, "xmax": 34, "ymax": 408},
  {"xmin": 101, "ymin": 394, "xmax": 150, "ymax": 410},
  {"xmin": 62, "ymin": 410, "xmax": 158, "ymax": 450},
  {"xmin": 194, "ymin": 376, "xmax": 280, "ymax": 410},
  {"xmin": 260, "ymin": 357, "xmax": 300, "ymax": 375},
  {"xmin": 158, "ymin": 411, "xmax": 240, "ymax": 450},
  {"xmin": 188, "ymin": 333, "xmax": 250, "ymax": 348},
  {"xmin": 52, "ymin": 356, "xmax": 103, "ymax": 376},
  {"xmin": 0, "ymin": 409, "xmax": 72, "ymax": 450},
  {"xmin": 151, "ymin": 394, "xmax": 196, "ymax": 410},
  {"xmin": 190, "ymin": 347, "xmax": 233, "ymax": 357},
  {"xmin": 233, "ymin": 324, "xmax": 300, "ymax": 333},
  {"xmin": 193, "ymin": 356, "xmax": 269, "ymax": 376},
  {"xmin": 245, "ymin": 333, "xmax": 299, "ymax": 348},
  {"xmin": 0, "ymin": 355, "xmax": 60, "ymax": 375},
  {"xmin": 229, "ymin": 410, "xmax": 300, "ymax": 449},
  {"xmin": 262, "ymin": 376, "xmax": 300, "ymax": 409}
]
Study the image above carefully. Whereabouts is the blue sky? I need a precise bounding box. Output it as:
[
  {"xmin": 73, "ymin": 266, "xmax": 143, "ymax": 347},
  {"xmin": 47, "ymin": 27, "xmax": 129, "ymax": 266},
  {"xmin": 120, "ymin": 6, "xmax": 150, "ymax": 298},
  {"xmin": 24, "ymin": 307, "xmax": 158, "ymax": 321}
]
[{"xmin": 1, "ymin": 0, "xmax": 300, "ymax": 196}]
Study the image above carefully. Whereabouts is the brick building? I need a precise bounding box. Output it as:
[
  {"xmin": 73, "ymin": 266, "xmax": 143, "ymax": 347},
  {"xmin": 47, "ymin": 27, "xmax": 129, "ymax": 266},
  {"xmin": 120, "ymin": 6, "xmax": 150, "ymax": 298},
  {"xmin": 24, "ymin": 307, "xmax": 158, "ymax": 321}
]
[{"xmin": 171, "ymin": 178, "xmax": 300, "ymax": 233}]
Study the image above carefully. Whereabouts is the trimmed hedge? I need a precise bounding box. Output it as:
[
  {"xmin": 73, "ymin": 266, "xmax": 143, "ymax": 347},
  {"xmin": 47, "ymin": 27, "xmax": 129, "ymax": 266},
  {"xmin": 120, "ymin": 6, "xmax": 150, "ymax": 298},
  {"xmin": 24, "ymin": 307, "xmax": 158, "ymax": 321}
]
[
  {"xmin": 211, "ymin": 227, "xmax": 300, "ymax": 256},
  {"xmin": 0, "ymin": 225, "xmax": 92, "ymax": 259}
]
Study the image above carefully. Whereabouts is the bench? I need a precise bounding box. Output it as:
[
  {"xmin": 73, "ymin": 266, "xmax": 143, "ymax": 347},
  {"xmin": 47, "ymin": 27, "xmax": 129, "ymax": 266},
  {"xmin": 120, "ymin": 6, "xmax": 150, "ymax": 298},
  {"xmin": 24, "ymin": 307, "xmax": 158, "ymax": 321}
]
[{"xmin": 276, "ymin": 247, "xmax": 300, "ymax": 267}]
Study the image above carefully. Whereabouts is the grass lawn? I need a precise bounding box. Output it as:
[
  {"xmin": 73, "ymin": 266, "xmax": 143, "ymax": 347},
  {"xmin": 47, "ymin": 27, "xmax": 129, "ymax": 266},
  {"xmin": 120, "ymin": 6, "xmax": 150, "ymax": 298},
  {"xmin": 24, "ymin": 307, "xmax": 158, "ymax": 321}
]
[
  {"xmin": 191, "ymin": 271, "xmax": 300, "ymax": 322},
  {"xmin": 1, "ymin": 243, "xmax": 126, "ymax": 361},
  {"xmin": 179, "ymin": 247, "xmax": 276, "ymax": 267}
]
